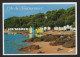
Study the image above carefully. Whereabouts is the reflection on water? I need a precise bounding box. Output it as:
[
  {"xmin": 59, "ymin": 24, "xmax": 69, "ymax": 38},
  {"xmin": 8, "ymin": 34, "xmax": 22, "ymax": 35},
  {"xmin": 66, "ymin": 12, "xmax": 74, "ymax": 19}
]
[
  {"xmin": 29, "ymin": 34, "xmax": 43, "ymax": 38},
  {"xmin": 35, "ymin": 34, "xmax": 43, "ymax": 37},
  {"xmin": 4, "ymin": 33, "xmax": 43, "ymax": 54},
  {"xmin": 29, "ymin": 34, "xmax": 34, "ymax": 38}
]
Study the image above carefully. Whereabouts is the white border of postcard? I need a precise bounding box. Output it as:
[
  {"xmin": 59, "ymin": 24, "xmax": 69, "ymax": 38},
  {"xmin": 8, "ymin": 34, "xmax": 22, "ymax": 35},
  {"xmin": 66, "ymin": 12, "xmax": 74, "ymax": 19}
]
[{"xmin": 2, "ymin": 2, "xmax": 77, "ymax": 55}]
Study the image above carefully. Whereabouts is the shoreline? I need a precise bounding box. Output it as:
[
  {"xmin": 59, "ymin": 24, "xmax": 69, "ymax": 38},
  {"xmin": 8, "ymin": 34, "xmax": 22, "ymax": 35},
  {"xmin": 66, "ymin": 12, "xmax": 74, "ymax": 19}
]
[
  {"xmin": 30, "ymin": 42, "xmax": 76, "ymax": 54},
  {"xmin": 4, "ymin": 29, "xmax": 76, "ymax": 54},
  {"xmin": 4, "ymin": 29, "xmax": 75, "ymax": 35},
  {"xmin": 4, "ymin": 29, "xmax": 28, "ymax": 34},
  {"xmin": 18, "ymin": 41, "xmax": 76, "ymax": 54},
  {"xmin": 17, "ymin": 30, "xmax": 76, "ymax": 54}
]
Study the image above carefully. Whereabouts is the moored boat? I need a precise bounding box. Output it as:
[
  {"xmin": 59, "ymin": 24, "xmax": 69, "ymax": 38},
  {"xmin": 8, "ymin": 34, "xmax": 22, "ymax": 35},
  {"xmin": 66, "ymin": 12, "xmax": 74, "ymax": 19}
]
[{"xmin": 22, "ymin": 33, "xmax": 29, "ymax": 35}]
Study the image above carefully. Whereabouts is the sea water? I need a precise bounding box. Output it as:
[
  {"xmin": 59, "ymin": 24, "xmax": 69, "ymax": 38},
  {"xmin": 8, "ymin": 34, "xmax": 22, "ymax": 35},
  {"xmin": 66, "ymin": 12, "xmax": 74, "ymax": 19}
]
[{"xmin": 4, "ymin": 33, "xmax": 43, "ymax": 54}]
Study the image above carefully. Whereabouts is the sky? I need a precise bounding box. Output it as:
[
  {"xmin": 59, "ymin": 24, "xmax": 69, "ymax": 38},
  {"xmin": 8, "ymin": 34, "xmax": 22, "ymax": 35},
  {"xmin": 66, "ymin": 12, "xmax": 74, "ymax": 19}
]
[{"xmin": 4, "ymin": 4, "xmax": 75, "ymax": 19}]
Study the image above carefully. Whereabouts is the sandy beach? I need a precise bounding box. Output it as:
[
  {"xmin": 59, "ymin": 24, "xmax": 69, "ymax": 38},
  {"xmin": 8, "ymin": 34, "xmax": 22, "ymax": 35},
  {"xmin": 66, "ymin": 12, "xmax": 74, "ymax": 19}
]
[
  {"xmin": 43, "ymin": 30, "xmax": 75, "ymax": 35},
  {"xmin": 30, "ymin": 42, "xmax": 76, "ymax": 54}
]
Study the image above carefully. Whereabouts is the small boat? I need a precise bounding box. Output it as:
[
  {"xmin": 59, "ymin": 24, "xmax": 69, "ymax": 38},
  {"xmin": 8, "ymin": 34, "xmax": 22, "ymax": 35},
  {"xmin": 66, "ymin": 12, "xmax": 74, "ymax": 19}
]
[{"xmin": 22, "ymin": 33, "xmax": 29, "ymax": 35}]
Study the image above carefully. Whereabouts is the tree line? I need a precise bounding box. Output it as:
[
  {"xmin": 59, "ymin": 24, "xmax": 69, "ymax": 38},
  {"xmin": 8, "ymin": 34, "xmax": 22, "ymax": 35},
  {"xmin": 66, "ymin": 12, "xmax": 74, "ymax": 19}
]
[{"xmin": 4, "ymin": 6, "xmax": 75, "ymax": 29}]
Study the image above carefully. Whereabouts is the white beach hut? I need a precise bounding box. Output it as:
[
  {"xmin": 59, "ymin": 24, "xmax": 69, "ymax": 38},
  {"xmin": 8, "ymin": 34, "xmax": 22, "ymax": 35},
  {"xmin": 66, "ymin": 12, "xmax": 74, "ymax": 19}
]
[
  {"xmin": 16, "ymin": 28, "xmax": 18, "ymax": 30},
  {"xmin": 61, "ymin": 27, "xmax": 64, "ymax": 31},
  {"xmin": 66, "ymin": 25, "xmax": 70, "ymax": 29},
  {"xmin": 58, "ymin": 27, "xmax": 62, "ymax": 31},
  {"xmin": 23, "ymin": 28, "xmax": 25, "ymax": 30},
  {"xmin": 72, "ymin": 28, "xmax": 75, "ymax": 31},
  {"xmin": 11, "ymin": 28, "xmax": 14, "ymax": 30},
  {"xmin": 14, "ymin": 28, "xmax": 16, "ymax": 30},
  {"xmin": 44, "ymin": 27, "xmax": 47, "ymax": 31},
  {"xmin": 18, "ymin": 28, "xmax": 20, "ymax": 30},
  {"xmin": 60, "ymin": 27, "xmax": 62, "ymax": 31},
  {"xmin": 47, "ymin": 27, "xmax": 51, "ymax": 30},
  {"xmin": 56, "ymin": 27, "xmax": 59, "ymax": 30},
  {"xmin": 54, "ymin": 27, "xmax": 58, "ymax": 30},
  {"xmin": 26, "ymin": 28, "xmax": 28, "ymax": 30},
  {"xmin": 15, "ymin": 28, "xmax": 17, "ymax": 30},
  {"xmin": 64, "ymin": 26, "xmax": 67, "ymax": 31},
  {"xmin": 22, "ymin": 28, "xmax": 24, "ymax": 30},
  {"xmin": 70, "ymin": 26, "xmax": 72, "ymax": 31},
  {"xmin": 17, "ymin": 28, "xmax": 19, "ymax": 31},
  {"xmin": 21, "ymin": 28, "xmax": 23, "ymax": 30}
]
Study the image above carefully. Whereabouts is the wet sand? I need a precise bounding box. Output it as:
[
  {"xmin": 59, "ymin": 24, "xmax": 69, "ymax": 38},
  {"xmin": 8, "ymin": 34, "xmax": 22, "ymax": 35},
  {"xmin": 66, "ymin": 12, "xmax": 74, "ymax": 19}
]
[{"xmin": 30, "ymin": 42, "xmax": 76, "ymax": 54}]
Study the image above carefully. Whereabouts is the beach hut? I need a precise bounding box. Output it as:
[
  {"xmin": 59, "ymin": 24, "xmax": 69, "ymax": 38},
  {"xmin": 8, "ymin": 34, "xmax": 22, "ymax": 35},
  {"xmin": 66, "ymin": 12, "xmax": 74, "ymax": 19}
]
[
  {"xmin": 35, "ymin": 27, "xmax": 43, "ymax": 33},
  {"xmin": 16, "ymin": 28, "xmax": 18, "ymax": 30},
  {"xmin": 54, "ymin": 27, "xmax": 58, "ymax": 30},
  {"xmin": 47, "ymin": 27, "xmax": 51, "ymax": 30},
  {"xmin": 69, "ymin": 25, "xmax": 71, "ymax": 28},
  {"xmin": 20, "ymin": 28, "xmax": 22, "ymax": 30},
  {"xmin": 59, "ymin": 27, "xmax": 61, "ymax": 31},
  {"xmin": 23, "ymin": 28, "xmax": 25, "ymax": 30},
  {"xmin": 26, "ymin": 28, "xmax": 28, "ymax": 31},
  {"xmin": 10, "ymin": 28, "xmax": 11, "ymax": 31},
  {"xmin": 22, "ymin": 28, "xmax": 23, "ymax": 30},
  {"xmin": 66, "ymin": 25, "xmax": 70, "ymax": 29},
  {"xmin": 56, "ymin": 27, "xmax": 59, "ymax": 30},
  {"xmin": 61, "ymin": 27, "xmax": 64, "ymax": 31},
  {"xmin": 11, "ymin": 28, "xmax": 14, "ymax": 30},
  {"xmin": 73, "ymin": 28, "xmax": 76, "ymax": 31},
  {"xmin": 70, "ymin": 26, "xmax": 72, "ymax": 31},
  {"xmin": 64, "ymin": 26, "xmax": 67, "ymax": 31},
  {"xmin": 15, "ymin": 28, "xmax": 17, "ymax": 30},
  {"xmin": 32, "ymin": 26, "xmax": 34, "ymax": 33},
  {"xmin": 44, "ymin": 27, "xmax": 47, "ymax": 31},
  {"xmin": 14, "ymin": 28, "xmax": 16, "ymax": 30},
  {"xmin": 37, "ymin": 28, "xmax": 40, "ymax": 33},
  {"xmin": 21, "ymin": 28, "xmax": 23, "ymax": 30},
  {"xmin": 71, "ymin": 28, "xmax": 75, "ymax": 31},
  {"xmin": 58, "ymin": 27, "xmax": 62, "ymax": 31},
  {"xmin": 66, "ymin": 25, "xmax": 70, "ymax": 31},
  {"xmin": 18, "ymin": 28, "xmax": 20, "ymax": 31},
  {"xmin": 21, "ymin": 28, "xmax": 24, "ymax": 30},
  {"xmin": 35, "ymin": 29, "xmax": 38, "ymax": 33},
  {"xmin": 29, "ymin": 26, "xmax": 32, "ymax": 33},
  {"xmin": 40, "ymin": 27, "xmax": 43, "ymax": 33},
  {"xmin": 9, "ymin": 28, "xmax": 11, "ymax": 31}
]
